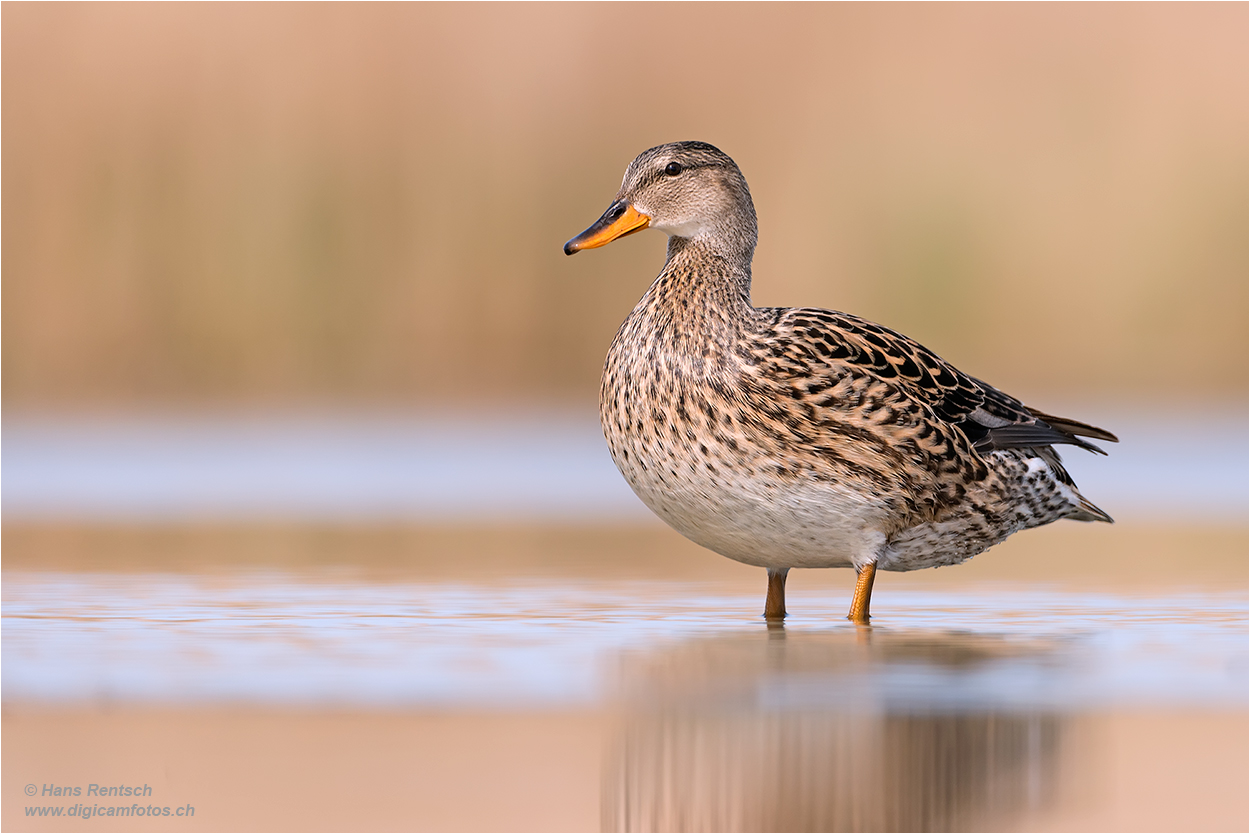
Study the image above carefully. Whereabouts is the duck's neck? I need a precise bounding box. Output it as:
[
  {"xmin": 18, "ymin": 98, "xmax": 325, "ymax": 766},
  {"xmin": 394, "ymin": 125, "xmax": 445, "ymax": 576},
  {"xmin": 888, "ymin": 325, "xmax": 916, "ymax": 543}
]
[
  {"xmin": 627, "ymin": 237, "xmax": 756, "ymax": 361},
  {"xmin": 653, "ymin": 236, "xmax": 754, "ymax": 314}
]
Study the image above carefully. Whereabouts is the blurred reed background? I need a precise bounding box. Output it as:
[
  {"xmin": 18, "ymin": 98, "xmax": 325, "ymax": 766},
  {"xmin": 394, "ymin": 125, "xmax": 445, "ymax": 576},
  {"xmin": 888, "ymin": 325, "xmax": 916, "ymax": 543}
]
[{"xmin": 4, "ymin": 2, "xmax": 1245, "ymax": 411}]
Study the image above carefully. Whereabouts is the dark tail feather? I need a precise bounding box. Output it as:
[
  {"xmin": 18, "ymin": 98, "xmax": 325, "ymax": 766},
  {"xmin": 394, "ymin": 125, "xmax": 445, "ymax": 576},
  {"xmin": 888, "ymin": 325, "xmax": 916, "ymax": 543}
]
[
  {"xmin": 980, "ymin": 423, "xmax": 1109, "ymax": 455},
  {"xmin": 1033, "ymin": 445, "xmax": 1115, "ymax": 523},
  {"xmin": 1068, "ymin": 494, "xmax": 1115, "ymax": 524},
  {"xmin": 1028, "ymin": 409, "xmax": 1119, "ymax": 444}
]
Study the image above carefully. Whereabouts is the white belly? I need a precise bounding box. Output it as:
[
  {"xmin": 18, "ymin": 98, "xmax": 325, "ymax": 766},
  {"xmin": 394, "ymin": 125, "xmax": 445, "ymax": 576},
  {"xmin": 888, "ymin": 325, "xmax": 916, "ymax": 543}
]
[{"xmin": 608, "ymin": 442, "xmax": 890, "ymax": 571}]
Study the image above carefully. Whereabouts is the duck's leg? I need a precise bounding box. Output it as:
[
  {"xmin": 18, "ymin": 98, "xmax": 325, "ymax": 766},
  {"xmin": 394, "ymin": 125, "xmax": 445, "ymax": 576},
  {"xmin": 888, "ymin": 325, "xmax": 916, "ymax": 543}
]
[
  {"xmin": 847, "ymin": 562, "xmax": 877, "ymax": 624},
  {"xmin": 764, "ymin": 568, "xmax": 789, "ymax": 621}
]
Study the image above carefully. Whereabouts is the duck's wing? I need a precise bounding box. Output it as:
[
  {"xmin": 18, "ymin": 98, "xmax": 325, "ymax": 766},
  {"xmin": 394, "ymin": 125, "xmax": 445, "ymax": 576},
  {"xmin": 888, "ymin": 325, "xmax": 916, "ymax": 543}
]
[{"xmin": 758, "ymin": 308, "xmax": 1118, "ymax": 455}]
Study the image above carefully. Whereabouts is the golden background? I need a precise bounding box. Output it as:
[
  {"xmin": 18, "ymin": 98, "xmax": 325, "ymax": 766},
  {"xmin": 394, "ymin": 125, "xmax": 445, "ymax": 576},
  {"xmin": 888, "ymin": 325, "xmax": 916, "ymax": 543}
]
[{"xmin": 4, "ymin": 2, "xmax": 1246, "ymax": 410}]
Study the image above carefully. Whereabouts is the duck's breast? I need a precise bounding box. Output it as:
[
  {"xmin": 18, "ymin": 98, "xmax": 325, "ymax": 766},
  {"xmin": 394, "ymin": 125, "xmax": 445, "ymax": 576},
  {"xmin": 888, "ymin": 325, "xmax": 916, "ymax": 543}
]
[{"xmin": 599, "ymin": 321, "xmax": 896, "ymax": 570}]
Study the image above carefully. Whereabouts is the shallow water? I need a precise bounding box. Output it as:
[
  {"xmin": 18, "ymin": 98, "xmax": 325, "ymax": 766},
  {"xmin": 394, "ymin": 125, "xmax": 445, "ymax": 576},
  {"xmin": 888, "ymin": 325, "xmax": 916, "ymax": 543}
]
[
  {"xmin": 3, "ymin": 418, "xmax": 1246, "ymax": 831},
  {"xmin": 4, "ymin": 571, "xmax": 1246, "ymax": 710},
  {"xmin": 4, "ymin": 565, "xmax": 1246, "ymax": 831}
]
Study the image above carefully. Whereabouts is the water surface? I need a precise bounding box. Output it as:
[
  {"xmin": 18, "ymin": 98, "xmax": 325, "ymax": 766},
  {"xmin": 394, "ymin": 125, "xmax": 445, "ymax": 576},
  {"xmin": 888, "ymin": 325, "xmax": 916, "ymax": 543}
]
[{"xmin": 5, "ymin": 570, "xmax": 1244, "ymax": 710}]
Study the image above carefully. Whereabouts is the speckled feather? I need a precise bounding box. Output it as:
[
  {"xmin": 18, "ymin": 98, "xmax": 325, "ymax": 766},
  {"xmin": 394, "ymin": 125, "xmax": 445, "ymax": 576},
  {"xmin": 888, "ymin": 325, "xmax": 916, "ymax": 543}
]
[{"xmin": 579, "ymin": 141, "xmax": 1114, "ymax": 579}]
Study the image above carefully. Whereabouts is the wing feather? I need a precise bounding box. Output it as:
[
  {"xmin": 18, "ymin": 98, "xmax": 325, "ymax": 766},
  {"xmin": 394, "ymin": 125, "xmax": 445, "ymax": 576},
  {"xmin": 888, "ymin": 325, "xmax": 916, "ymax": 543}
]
[{"xmin": 762, "ymin": 308, "xmax": 1117, "ymax": 455}]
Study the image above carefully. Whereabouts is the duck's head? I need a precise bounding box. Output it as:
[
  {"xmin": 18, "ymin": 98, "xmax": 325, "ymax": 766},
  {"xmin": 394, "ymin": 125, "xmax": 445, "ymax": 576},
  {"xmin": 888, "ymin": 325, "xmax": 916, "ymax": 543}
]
[{"xmin": 564, "ymin": 141, "xmax": 757, "ymax": 259}]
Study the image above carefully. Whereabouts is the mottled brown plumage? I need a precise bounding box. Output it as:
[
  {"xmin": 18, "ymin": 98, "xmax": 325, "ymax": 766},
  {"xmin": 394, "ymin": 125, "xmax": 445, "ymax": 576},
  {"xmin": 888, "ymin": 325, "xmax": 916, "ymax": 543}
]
[{"xmin": 565, "ymin": 141, "xmax": 1116, "ymax": 623}]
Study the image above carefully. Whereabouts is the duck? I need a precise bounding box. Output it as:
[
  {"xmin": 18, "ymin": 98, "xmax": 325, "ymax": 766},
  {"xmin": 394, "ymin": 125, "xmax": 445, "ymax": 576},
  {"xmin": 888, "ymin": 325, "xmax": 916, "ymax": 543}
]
[{"xmin": 564, "ymin": 141, "xmax": 1116, "ymax": 624}]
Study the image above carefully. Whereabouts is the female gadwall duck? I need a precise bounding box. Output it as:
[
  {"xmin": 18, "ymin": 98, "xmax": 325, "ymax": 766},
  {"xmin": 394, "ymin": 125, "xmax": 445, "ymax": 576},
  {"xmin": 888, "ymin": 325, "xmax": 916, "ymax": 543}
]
[{"xmin": 565, "ymin": 141, "xmax": 1115, "ymax": 624}]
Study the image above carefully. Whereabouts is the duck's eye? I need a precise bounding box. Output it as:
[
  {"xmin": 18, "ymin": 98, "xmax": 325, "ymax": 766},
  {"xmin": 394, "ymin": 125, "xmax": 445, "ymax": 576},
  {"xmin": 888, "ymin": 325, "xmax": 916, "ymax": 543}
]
[{"xmin": 664, "ymin": 162, "xmax": 683, "ymax": 176}]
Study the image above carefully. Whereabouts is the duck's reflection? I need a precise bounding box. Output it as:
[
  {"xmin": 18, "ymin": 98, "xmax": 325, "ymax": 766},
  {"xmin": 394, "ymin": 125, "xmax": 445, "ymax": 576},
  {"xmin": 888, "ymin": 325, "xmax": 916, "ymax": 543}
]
[{"xmin": 605, "ymin": 627, "xmax": 1062, "ymax": 832}]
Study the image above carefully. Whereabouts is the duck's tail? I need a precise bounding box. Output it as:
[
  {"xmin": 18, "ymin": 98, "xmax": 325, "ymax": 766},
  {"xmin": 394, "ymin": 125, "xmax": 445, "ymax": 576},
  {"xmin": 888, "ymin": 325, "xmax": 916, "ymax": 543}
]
[
  {"xmin": 1067, "ymin": 494, "xmax": 1115, "ymax": 524},
  {"xmin": 1033, "ymin": 445, "xmax": 1115, "ymax": 524}
]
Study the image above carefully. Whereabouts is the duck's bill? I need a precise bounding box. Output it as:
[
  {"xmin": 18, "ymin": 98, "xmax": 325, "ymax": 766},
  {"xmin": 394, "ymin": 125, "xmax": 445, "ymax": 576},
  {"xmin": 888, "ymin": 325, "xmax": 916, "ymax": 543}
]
[{"xmin": 563, "ymin": 202, "xmax": 650, "ymax": 255}]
